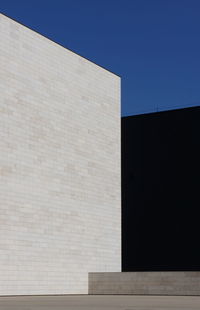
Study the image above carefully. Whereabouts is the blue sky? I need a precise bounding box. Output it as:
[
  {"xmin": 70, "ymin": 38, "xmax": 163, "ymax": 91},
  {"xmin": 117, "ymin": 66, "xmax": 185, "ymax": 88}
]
[{"xmin": 1, "ymin": 0, "xmax": 200, "ymax": 116}]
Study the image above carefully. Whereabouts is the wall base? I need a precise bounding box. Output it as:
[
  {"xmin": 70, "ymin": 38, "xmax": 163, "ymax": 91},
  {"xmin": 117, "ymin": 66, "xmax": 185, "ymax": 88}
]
[{"xmin": 89, "ymin": 272, "xmax": 200, "ymax": 295}]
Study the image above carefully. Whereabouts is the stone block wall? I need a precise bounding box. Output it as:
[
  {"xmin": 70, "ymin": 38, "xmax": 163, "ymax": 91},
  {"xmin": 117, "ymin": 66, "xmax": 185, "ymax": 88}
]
[{"xmin": 0, "ymin": 13, "xmax": 121, "ymax": 295}]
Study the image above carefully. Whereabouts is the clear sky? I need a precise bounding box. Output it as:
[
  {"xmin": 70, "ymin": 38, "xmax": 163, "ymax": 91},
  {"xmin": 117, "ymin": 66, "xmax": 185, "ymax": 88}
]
[{"xmin": 1, "ymin": 0, "xmax": 200, "ymax": 116}]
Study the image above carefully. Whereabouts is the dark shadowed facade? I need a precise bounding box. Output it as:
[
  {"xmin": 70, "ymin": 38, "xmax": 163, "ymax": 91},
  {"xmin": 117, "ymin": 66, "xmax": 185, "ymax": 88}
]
[{"xmin": 122, "ymin": 106, "xmax": 200, "ymax": 271}]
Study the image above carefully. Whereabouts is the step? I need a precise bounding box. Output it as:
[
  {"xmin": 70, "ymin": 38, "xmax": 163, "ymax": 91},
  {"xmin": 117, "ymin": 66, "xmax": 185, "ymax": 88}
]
[{"xmin": 88, "ymin": 272, "xmax": 200, "ymax": 295}]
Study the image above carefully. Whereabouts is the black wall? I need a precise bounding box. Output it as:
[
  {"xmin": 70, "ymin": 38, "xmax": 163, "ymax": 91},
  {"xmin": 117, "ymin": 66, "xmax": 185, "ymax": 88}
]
[{"xmin": 122, "ymin": 106, "xmax": 200, "ymax": 271}]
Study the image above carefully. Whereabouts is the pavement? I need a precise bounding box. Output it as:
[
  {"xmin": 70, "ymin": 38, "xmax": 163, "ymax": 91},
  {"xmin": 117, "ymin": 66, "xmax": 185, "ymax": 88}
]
[{"xmin": 0, "ymin": 295, "xmax": 200, "ymax": 310}]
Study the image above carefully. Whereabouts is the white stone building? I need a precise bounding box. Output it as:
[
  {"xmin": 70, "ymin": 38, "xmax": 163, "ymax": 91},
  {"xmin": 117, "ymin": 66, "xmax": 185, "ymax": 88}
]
[{"xmin": 0, "ymin": 13, "xmax": 121, "ymax": 295}]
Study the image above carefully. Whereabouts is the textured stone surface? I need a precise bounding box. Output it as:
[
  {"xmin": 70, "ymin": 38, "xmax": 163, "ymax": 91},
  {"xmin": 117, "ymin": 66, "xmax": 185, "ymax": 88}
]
[
  {"xmin": 0, "ymin": 13, "xmax": 121, "ymax": 295},
  {"xmin": 1, "ymin": 295, "xmax": 200, "ymax": 310},
  {"xmin": 89, "ymin": 272, "xmax": 200, "ymax": 295}
]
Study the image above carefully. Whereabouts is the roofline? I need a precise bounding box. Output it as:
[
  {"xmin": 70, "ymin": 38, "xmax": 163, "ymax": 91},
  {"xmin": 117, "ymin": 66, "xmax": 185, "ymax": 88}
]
[
  {"xmin": 0, "ymin": 12, "xmax": 121, "ymax": 78},
  {"xmin": 122, "ymin": 105, "xmax": 200, "ymax": 119}
]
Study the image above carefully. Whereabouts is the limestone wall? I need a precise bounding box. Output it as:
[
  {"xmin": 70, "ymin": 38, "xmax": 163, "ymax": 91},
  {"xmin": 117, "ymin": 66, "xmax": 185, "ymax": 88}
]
[{"xmin": 0, "ymin": 13, "xmax": 121, "ymax": 295}]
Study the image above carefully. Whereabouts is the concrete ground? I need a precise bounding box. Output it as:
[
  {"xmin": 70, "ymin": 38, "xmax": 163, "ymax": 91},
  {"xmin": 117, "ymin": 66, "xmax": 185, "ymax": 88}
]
[{"xmin": 0, "ymin": 295, "xmax": 200, "ymax": 310}]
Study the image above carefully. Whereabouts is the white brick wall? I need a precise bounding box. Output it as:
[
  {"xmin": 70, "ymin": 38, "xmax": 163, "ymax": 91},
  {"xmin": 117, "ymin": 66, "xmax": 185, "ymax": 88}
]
[{"xmin": 0, "ymin": 14, "xmax": 121, "ymax": 295}]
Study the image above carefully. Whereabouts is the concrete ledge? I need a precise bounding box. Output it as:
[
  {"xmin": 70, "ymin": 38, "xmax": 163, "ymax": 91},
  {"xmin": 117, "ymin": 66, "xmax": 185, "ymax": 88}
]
[{"xmin": 88, "ymin": 272, "xmax": 200, "ymax": 295}]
